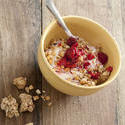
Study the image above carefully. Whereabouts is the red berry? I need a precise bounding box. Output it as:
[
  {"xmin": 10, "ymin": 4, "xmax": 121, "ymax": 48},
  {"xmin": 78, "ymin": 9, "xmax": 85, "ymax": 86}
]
[
  {"xmin": 57, "ymin": 57, "xmax": 67, "ymax": 67},
  {"xmin": 91, "ymin": 72, "xmax": 100, "ymax": 79},
  {"xmin": 79, "ymin": 49, "xmax": 84, "ymax": 55},
  {"xmin": 98, "ymin": 52, "xmax": 108, "ymax": 65},
  {"xmin": 67, "ymin": 37, "xmax": 77, "ymax": 47},
  {"xmin": 83, "ymin": 62, "xmax": 90, "ymax": 69},
  {"xmin": 79, "ymin": 65, "xmax": 83, "ymax": 68},
  {"xmin": 65, "ymin": 47, "xmax": 79, "ymax": 60},
  {"xmin": 87, "ymin": 53, "xmax": 95, "ymax": 60},
  {"xmin": 58, "ymin": 42, "xmax": 61, "ymax": 46},
  {"xmin": 88, "ymin": 71, "xmax": 100, "ymax": 79},
  {"xmin": 106, "ymin": 66, "xmax": 113, "ymax": 72},
  {"xmin": 88, "ymin": 71, "xmax": 92, "ymax": 74},
  {"xmin": 85, "ymin": 45, "xmax": 89, "ymax": 50},
  {"xmin": 66, "ymin": 61, "xmax": 76, "ymax": 68},
  {"xmin": 72, "ymin": 42, "xmax": 78, "ymax": 47}
]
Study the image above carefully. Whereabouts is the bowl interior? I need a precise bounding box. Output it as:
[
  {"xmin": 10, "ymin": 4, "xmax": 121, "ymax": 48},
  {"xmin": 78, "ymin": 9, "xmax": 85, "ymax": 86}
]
[{"xmin": 42, "ymin": 16, "xmax": 120, "ymax": 86}]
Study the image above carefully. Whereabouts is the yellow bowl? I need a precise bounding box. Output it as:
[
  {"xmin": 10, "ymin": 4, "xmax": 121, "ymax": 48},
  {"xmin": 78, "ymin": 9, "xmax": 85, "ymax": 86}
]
[{"xmin": 38, "ymin": 16, "xmax": 121, "ymax": 96}]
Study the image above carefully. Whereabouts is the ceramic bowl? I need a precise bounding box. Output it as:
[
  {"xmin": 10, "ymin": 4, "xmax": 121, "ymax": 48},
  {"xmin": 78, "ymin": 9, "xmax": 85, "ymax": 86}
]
[{"xmin": 38, "ymin": 16, "xmax": 121, "ymax": 96}]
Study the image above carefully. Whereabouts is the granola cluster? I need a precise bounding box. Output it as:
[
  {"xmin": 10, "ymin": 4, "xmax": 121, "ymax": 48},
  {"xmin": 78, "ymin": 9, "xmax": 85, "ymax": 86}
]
[
  {"xmin": 1, "ymin": 95, "xmax": 19, "ymax": 118},
  {"xmin": 0, "ymin": 76, "xmax": 52, "ymax": 120},
  {"xmin": 13, "ymin": 77, "xmax": 27, "ymax": 89},
  {"xmin": 45, "ymin": 37, "xmax": 113, "ymax": 86},
  {"xmin": 19, "ymin": 93, "xmax": 34, "ymax": 113}
]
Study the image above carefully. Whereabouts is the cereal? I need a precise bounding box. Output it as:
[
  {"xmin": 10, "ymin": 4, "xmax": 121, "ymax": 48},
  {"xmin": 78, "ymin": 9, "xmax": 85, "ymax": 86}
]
[
  {"xmin": 45, "ymin": 37, "xmax": 113, "ymax": 86},
  {"xmin": 13, "ymin": 77, "xmax": 27, "ymax": 89},
  {"xmin": 19, "ymin": 93, "xmax": 35, "ymax": 113},
  {"xmin": 1, "ymin": 95, "xmax": 19, "ymax": 118}
]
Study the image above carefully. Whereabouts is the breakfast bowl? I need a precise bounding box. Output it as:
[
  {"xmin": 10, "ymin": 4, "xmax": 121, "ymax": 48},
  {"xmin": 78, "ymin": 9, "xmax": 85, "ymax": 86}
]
[{"xmin": 38, "ymin": 16, "xmax": 121, "ymax": 96}]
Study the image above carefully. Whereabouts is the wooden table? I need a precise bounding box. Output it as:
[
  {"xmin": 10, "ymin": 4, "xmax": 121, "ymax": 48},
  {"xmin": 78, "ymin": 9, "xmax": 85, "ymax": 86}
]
[{"xmin": 0, "ymin": 0, "xmax": 125, "ymax": 125}]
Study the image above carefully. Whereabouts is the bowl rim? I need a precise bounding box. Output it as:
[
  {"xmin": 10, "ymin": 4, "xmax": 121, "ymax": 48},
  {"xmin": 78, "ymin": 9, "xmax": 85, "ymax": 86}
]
[{"xmin": 40, "ymin": 15, "xmax": 121, "ymax": 90}]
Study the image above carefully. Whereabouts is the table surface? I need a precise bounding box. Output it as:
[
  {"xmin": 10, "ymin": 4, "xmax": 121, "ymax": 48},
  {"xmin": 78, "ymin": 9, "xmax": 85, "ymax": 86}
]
[{"xmin": 0, "ymin": 0, "xmax": 125, "ymax": 125}]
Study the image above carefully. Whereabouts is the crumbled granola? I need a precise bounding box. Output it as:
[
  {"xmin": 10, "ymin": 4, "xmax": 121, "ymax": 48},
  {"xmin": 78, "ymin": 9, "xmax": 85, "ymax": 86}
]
[
  {"xmin": 45, "ymin": 96, "xmax": 50, "ymax": 101},
  {"xmin": 25, "ymin": 87, "xmax": 30, "ymax": 93},
  {"xmin": 1, "ymin": 95, "xmax": 19, "ymax": 118},
  {"xmin": 36, "ymin": 89, "xmax": 41, "ymax": 95},
  {"xmin": 19, "ymin": 93, "xmax": 35, "ymax": 113},
  {"xmin": 33, "ymin": 96, "xmax": 39, "ymax": 101},
  {"xmin": 13, "ymin": 77, "xmax": 27, "ymax": 89},
  {"xmin": 47, "ymin": 102, "xmax": 52, "ymax": 107},
  {"xmin": 29, "ymin": 85, "xmax": 34, "ymax": 90}
]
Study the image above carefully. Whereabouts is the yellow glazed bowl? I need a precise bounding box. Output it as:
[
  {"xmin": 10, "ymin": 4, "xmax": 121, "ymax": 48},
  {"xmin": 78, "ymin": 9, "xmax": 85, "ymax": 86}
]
[{"xmin": 38, "ymin": 16, "xmax": 121, "ymax": 96}]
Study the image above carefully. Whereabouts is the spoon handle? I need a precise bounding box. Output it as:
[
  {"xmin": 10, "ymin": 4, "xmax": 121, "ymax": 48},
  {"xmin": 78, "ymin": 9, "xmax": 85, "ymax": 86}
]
[{"xmin": 46, "ymin": 0, "xmax": 74, "ymax": 38}]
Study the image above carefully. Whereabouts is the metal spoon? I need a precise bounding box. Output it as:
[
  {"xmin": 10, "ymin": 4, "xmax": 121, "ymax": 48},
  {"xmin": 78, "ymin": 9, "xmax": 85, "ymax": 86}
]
[{"xmin": 46, "ymin": 0, "xmax": 75, "ymax": 38}]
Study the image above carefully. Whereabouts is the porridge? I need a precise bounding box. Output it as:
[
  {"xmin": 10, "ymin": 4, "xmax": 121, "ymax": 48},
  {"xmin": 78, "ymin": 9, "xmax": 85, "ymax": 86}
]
[{"xmin": 45, "ymin": 37, "xmax": 113, "ymax": 86}]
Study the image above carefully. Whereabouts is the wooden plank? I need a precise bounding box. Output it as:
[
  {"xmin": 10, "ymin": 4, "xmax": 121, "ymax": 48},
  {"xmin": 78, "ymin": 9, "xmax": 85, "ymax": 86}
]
[
  {"xmin": 0, "ymin": 0, "xmax": 41, "ymax": 125},
  {"xmin": 42, "ymin": 0, "xmax": 123, "ymax": 125},
  {"xmin": 117, "ymin": 0, "xmax": 125, "ymax": 125}
]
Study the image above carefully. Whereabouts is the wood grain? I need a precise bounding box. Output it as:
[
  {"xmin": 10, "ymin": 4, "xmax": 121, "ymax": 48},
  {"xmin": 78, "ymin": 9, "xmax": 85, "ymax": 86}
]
[
  {"xmin": 42, "ymin": 0, "xmax": 124, "ymax": 125},
  {"xmin": 0, "ymin": 0, "xmax": 41, "ymax": 125},
  {"xmin": 0, "ymin": 0, "xmax": 125, "ymax": 125}
]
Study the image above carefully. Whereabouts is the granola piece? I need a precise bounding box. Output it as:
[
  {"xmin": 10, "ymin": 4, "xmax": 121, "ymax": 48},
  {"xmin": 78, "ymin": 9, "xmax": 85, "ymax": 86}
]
[
  {"xmin": 45, "ymin": 96, "xmax": 51, "ymax": 101},
  {"xmin": 98, "ymin": 70, "xmax": 110, "ymax": 83},
  {"xmin": 13, "ymin": 77, "xmax": 27, "ymax": 89},
  {"xmin": 25, "ymin": 87, "xmax": 30, "ymax": 93},
  {"xmin": 33, "ymin": 96, "xmax": 39, "ymax": 101},
  {"xmin": 74, "ymin": 75, "xmax": 79, "ymax": 80},
  {"xmin": 36, "ymin": 89, "xmax": 41, "ymax": 95},
  {"xmin": 19, "ymin": 93, "xmax": 35, "ymax": 113},
  {"xmin": 29, "ymin": 85, "xmax": 34, "ymax": 90},
  {"xmin": 42, "ymin": 90, "xmax": 46, "ymax": 93},
  {"xmin": 47, "ymin": 102, "xmax": 52, "ymax": 107},
  {"xmin": 59, "ymin": 51, "xmax": 65, "ymax": 57},
  {"xmin": 64, "ymin": 68, "xmax": 70, "ymax": 72},
  {"xmin": 1, "ymin": 95, "xmax": 19, "ymax": 118},
  {"xmin": 41, "ymin": 95, "xmax": 45, "ymax": 101},
  {"xmin": 80, "ymin": 78, "xmax": 88, "ymax": 85},
  {"xmin": 66, "ymin": 77, "xmax": 72, "ymax": 81},
  {"xmin": 25, "ymin": 123, "xmax": 33, "ymax": 125}
]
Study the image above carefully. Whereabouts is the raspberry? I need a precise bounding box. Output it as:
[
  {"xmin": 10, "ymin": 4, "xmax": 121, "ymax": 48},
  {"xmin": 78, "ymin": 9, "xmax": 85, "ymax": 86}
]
[
  {"xmin": 67, "ymin": 37, "xmax": 77, "ymax": 47},
  {"xmin": 57, "ymin": 57, "xmax": 67, "ymax": 67},
  {"xmin": 91, "ymin": 72, "xmax": 100, "ymax": 79},
  {"xmin": 66, "ymin": 61, "xmax": 76, "ymax": 68},
  {"xmin": 83, "ymin": 62, "xmax": 90, "ymax": 69},
  {"xmin": 87, "ymin": 53, "xmax": 95, "ymax": 60},
  {"xmin": 72, "ymin": 42, "xmax": 78, "ymax": 47},
  {"xmin": 79, "ymin": 49, "xmax": 84, "ymax": 55},
  {"xmin": 65, "ymin": 47, "xmax": 79, "ymax": 61},
  {"xmin": 85, "ymin": 45, "xmax": 89, "ymax": 50},
  {"xmin": 106, "ymin": 66, "xmax": 113, "ymax": 72},
  {"xmin": 58, "ymin": 42, "xmax": 61, "ymax": 46},
  {"xmin": 98, "ymin": 52, "xmax": 108, "ymax": 65},
  {"xmin": 88, "ymin": 71, "xmax": 100, "ymax": 79}
]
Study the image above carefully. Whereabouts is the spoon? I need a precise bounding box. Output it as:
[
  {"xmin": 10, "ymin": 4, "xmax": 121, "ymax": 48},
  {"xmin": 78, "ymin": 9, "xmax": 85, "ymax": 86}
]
[{"xmin": 46, "ymin": 0, "xmax": 76, "ymax": 38}]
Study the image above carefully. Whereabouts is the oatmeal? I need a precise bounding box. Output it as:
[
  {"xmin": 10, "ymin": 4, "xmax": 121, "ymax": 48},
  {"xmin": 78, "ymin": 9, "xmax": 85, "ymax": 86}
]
[{"xmin": 45, "ymin": 37, "xmax": 113, "ymax": 86}]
